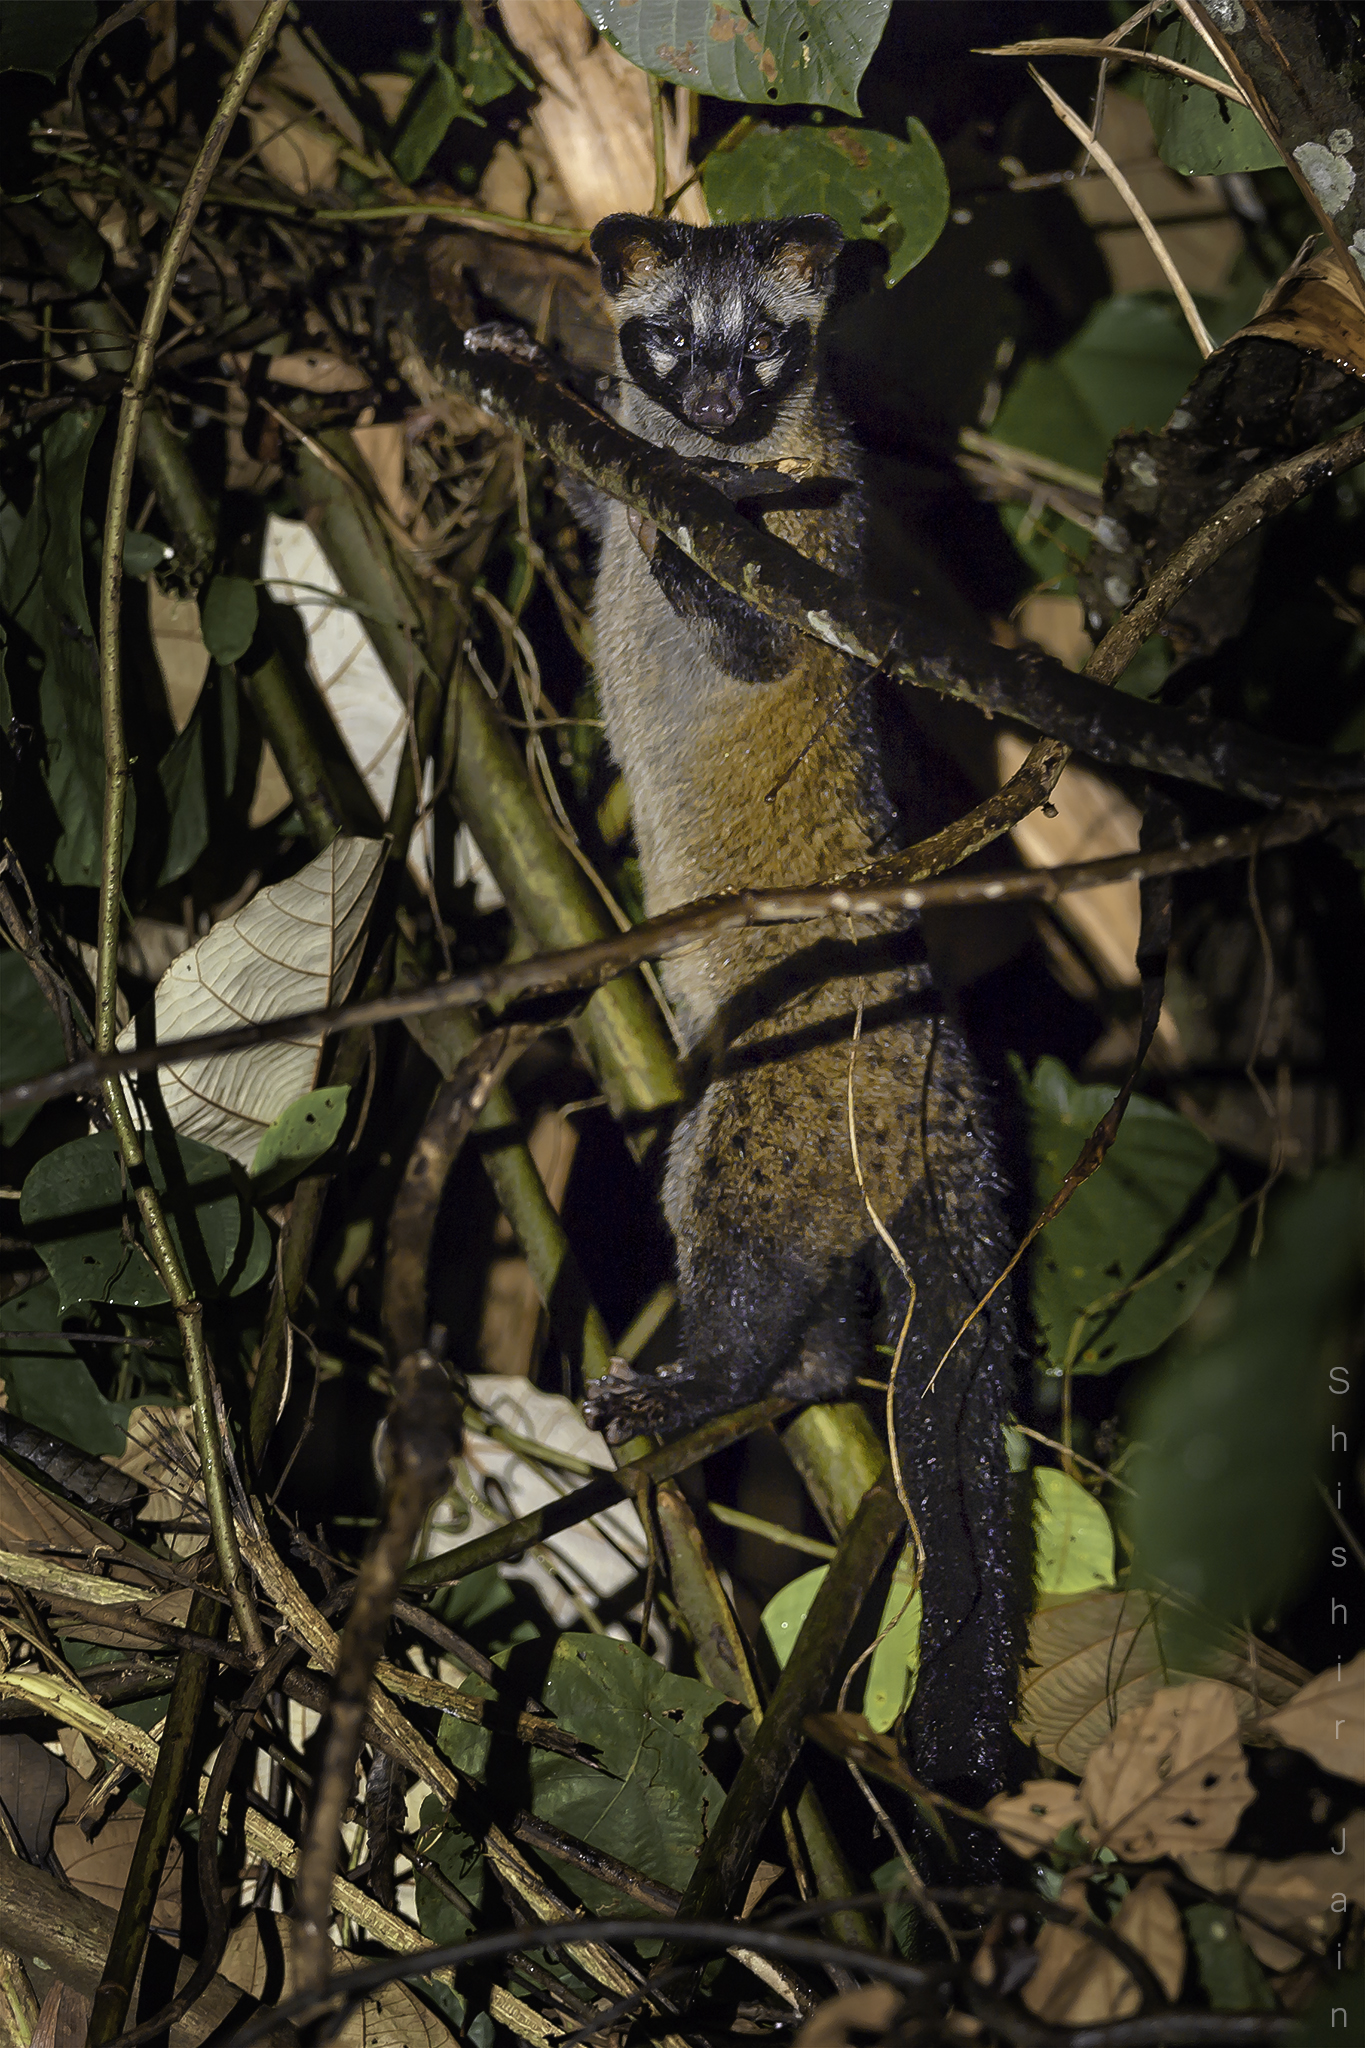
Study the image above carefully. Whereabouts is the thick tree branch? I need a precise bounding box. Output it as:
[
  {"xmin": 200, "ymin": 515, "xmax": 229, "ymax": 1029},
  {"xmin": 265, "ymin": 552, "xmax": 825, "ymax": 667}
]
[
  {"xmin": 2, "ymin": 793, "xmax": 1358, "ymax": 1123},
  {"xmin": 1188, "ymin": 1, "xmax": 1365, "ymax": 314},
  {"xmin": 380, "ymin": 257, "xmax": 1365, "ymax": 806}
]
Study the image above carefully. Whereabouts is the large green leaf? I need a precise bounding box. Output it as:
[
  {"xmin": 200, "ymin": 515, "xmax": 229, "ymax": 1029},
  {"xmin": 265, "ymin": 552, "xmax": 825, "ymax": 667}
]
[
  {"xmin": 0, "ymin": 4, "xmax": 96, "ymax": 77},
  {"xmin": 761, "ymin": 1559, "xmax": 921, "ymax": 1733},
  {"xmin": 583, "ymin": 0, "xmax": 892, "ymax": 116},
  {"xmin": 1034, "ymin": 1467, "xmax": 1115, "ymax": 1598},
  {"xmin": 528, "ymin": 1635, "xmax": 725, "ymax": 1910},
  {"xmin": 706, "ymin": 118, "xmax": 947, "ymax": 285},
  {"xmin": 0, "ymin": 1278, "xmax": 133, "ymax": 1456},
  {"xmin": 1141, "ymin": 20, "xmax": 1280, "ymax": 178},
  {"xmin": 391, "ymin": 57, "xmax": 471, "ymax": 183},
  {"xmin": 991, "ymin": 294, "xmax": 1207, "ymax": 594},
  {"xmin": 0, "ymin": 950, "xmax": 67, "ymax": 1146},
  {"xmin": 1125, "ymin": 1163, "xmax": 1363, "ymax": 1631},
  {"xmin": 20, "ymin": 1129, "xmax": 265, "ymax": 1309},
  {"xmin": 0, "ymin": 410, "xmax": 111, "ymax": 887},
  {"xmin": 1022, "ymin": 1056, "xmax": 1239, "ymax": 1375}
]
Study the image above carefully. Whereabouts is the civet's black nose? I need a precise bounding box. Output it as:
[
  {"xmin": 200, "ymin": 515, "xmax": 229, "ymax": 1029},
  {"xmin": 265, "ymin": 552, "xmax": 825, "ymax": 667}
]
[{"xmin": 685, "ymin": 382, "xmax": 740, "ymax": 429}]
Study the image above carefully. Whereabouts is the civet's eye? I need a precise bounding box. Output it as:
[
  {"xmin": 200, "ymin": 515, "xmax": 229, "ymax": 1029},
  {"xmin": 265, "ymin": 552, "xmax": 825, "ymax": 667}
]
[
  {"xmin": 747, "ymin": 327, "xmax": 777, "ymax": 358},
  {"xmin": 658, "ymin": 325, "xmax": 689, "ymax": 353}
]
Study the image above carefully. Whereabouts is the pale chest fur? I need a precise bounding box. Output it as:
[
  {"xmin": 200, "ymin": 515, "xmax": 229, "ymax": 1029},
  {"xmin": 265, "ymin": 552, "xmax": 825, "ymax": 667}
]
[{"xmin": 592, "ymin": 384, "xmax": 890, "ymax": 1048}]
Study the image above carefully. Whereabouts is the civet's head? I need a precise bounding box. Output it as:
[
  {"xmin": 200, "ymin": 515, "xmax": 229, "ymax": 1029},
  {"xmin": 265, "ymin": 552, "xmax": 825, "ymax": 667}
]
[{"xmin": 590, "ymin": 214, "xmax": 843, "ymax": 443}]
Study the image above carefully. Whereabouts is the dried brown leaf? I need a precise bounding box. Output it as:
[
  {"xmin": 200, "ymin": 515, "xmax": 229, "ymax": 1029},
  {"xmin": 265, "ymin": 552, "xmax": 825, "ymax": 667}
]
[
  {"xmin": 1181, "ymin": 1810, "xmax": 1365, "ymax": 1971},
  {"xmin": 1264, "ymin": 1651, "xmax": 1365, "ymax": 1782},
  {"xmin": 1018, "ymin": 1588, "xmax": 1305, "ymax": 1776},
  {"xmin": 30, "ymin": 1981, "xmax": 91, "ymax": 2048},
  {"xmin": 222, "ymin": 1913, "xmax": 456, "ymax": 2048},
  {"xmin": 1022, "ymin": 1874, "xmax": 1120, "ymax": 2023},
  {"xmin": 793, "ymin": 1985, "xmax": 905, "ymax": 2048},
  {"xmin": 0, "ymin": 1733, "xmax": 67, "ymax": 1861},
  {"xmin": 1242, "ymin": 250, "xmax": 1365, "ymax": 378},
  {"xmin": 985, "ymin": 1779, "xmax": 1086, "ymax": 1857},
  {"xmin": 1082, "ymin": 1679, "xmax": 1254, "ymax": 1860},
  {"xmin": 53, "ymin": 1814, "xmax": 183, "ymax": 1935},
  {"xmin": 1116, "ymin": 1872, "xmax": 1186, "ymax": 2000}
]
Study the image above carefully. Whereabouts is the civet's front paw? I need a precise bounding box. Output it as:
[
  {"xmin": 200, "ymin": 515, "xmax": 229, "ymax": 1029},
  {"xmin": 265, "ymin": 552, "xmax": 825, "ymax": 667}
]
[
  {"xmin": 463, "ymin": 320, "xmax": 550, "ymax": 367},
  {"xmin": 582, "ymin": 1358, "xmax": 694, "ymax": 1446}
]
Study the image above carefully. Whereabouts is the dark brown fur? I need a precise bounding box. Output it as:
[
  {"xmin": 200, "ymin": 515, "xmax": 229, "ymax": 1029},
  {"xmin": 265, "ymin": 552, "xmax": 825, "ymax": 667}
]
[{"xmin": 583, "ymin": 215, "xmax": 1023, "ymax": 1811}]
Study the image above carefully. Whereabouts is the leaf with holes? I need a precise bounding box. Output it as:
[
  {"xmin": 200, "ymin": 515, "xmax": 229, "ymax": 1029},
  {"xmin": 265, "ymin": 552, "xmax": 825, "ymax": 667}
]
[
  {"xmin": 1021, "ymin": 1056, "xmax": 1239, "ymax": 1375},
  {"xmin": 1081, "ymin": 1679, "xmax": 1254, "ymax": 1861},
  {"xmin": 529, "ymin": 1635, "xmax": 726, "ymax": 1911},
  {"xmin": 706, "ymin": 118, "xmax": 948, "ymax": 284},
  {"xmin": 249, "ymin": 1085, "xmax": 351, "ymax": 1200},
  {"xmin": 1142, "ymin": 18, "xmax": 1280, "ymax": 178},
  {"xmin": 584, "ymin": 0, "xmax": 893, "ymax": 116}
]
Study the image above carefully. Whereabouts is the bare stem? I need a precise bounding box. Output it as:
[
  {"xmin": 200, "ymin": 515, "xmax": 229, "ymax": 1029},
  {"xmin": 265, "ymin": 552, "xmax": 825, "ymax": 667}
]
[
  {"xmin": 649, "ymin": 76, "xmax": 668, "ymax": 216},
  {"xmin": 90, "ymin": 0, "xmax": 289, "ymax": 1671}
]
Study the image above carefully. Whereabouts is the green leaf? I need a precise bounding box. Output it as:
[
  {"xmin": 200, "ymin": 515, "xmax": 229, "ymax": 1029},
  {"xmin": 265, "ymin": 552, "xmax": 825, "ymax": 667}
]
[
  {"xmin": 249, "ymin": 1085, "xmax": 351, "ymax": 1200},
  {"xmin": 155, "ymin": 666, "xmax": 244, "ymax": 887},
  {"xmin": 1293, "ymin": 1970, "xmax": 1365, "ymax": 2048},
  {"xmin": 414, "ymin": 1791, "xmax": 482, "ymax": 1949},
  {"xmin": 1125, "ymin": 1163, "xmax": 1363, "ymax": 1632},
  {"xmin": 232, "ymin": 1206, "xmax": 273, "ymax": 1297},
  {"xmin": 584, "ymin": 0, "xmax": 893, "ymax": 116},
  {"xmin": 391, "ymin": 56, "xmax": 470, "ymax": 183},
  {"xmin": 864, "ymin": 1564, "xmax": 921, "ymax": 1733},
  {"xmin": 1021, "ymin": 1056, "xmax": 1239, "ymax": 1375},
  {"xmin": 1186, "ymin": 1903, "xmax": 1276, "ymax": 2011},
  {"xmin": 0, "ymin": 4, "xmax": 96, "ymax": 77},
  {"xmin": 528, "ymin": 1636, "xmax": 726, "ymax": 1909},
  {"xmin": 706, "ymin": 119, "xmax": 948, "ymax": 285},
  {"xmin": 199, "ymin": 577, "xmax": 257, "ymax": 667},
  {"xmin": 762, "ymin": 1561, "xmax": 921, "ymax": 1733},
  {"xmin": 1034, "ymin": 1467, "xmax": 1115, "ymax": 1598},
  {"xmin": 454, "ymin": 11, "xmax": 530, "ymax": 106},
  {"xmin": 0, "ymin": 409, "xmax": 111, "ymax": 887},
  {"xmin": 122, "ymin": 532, "xmax": 171, "ymax": 578},
  {"xmin": 0, "ymin": 1279, "xmax": 133, "ymax": 1456},
  {"xmin": 992, "ymin": 295, "xmax": 1206, "ymax": 594},
  {"xmin": 1142, "ymin": 20, "xmax": 1280, "ymax": 178},
  {"xmin": 20, "ymin": 1129, "xmax": 253, "ymax": 1310},
  {"xmin": 0, "ymin": 951, "xmax": 67, "ymax": 1146}
]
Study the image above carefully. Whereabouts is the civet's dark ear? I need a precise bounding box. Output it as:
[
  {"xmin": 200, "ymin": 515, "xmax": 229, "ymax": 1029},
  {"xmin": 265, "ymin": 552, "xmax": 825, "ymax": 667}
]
[
  {"xmin": 591, "ymin": 214, "xmax": 688, "ymax": 295},
  {"xmin": 770, "ymin": 214, "xmax": 845, "ymax": 292}
]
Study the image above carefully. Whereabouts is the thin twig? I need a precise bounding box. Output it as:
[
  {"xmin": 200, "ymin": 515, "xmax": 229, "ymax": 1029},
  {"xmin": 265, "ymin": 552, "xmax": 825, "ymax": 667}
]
[
  {"xmin": 979, "ymin": 38, "xmax": 1250, "ymax": 105},
  {"xmin": 1027, "ymin": 65, "xmax": 1215, "ymax": 356},
  {"xmin": 2, "ymin": 793, "xmax": 1360, "ymax": 1123},
  {"xmin": 92, "ymin": 0, "xmax": 288, "ymax": 1667},
  {"xmin": 649, "ymin": 75, "xmax": 668, "ymax": 217}
]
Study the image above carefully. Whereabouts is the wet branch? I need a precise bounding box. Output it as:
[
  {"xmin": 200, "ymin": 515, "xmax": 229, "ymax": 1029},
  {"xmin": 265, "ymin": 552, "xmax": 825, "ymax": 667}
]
[
  {"xmin": 3, "ymin": 791, "xmax": 1359, "ymax": 1123},
  {"xmin": 382, "ymin": 261, "xmax": 1365, "ymax": 806}
]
